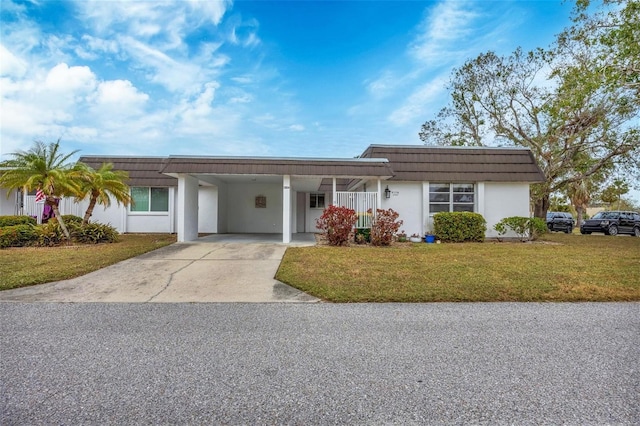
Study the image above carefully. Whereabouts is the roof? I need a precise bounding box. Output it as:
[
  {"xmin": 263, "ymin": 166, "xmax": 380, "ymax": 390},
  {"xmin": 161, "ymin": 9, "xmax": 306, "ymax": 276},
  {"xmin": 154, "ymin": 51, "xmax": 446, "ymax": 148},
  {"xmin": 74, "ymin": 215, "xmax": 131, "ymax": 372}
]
[
  {"xmin": 360, "ymin": 145, "xmax": 545, "ymax": 182},
  {"xmin": 160, "ymin": 156, "xmax": 394, "ymax": 178},
  {"xmin": 78, "ymin": 156, "xmax": 177, "ymax": 187}
]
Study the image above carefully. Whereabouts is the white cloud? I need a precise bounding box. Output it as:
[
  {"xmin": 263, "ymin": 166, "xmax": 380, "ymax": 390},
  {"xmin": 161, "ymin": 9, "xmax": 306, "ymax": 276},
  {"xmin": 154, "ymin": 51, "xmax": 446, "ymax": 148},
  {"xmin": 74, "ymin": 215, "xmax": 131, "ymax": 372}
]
[
  {"xmin": 0, "ymin": 44, "xmax": 27, "ymax": 77},
  {"xmin": 410, "ymin": 0, "xmax": 480, "ymax": 63},
  {"xmin": 44, "ymin": 63, "xmax": 97, "ymax": 93},
  {"xmin": 388, "ymin": 76, "xmax": 448, "ymax": 126},
  {"xmin": 92, "ymin": 79, "xmax": 149, "ymax": 112},
  {"xmin": 289, "ymin": 124, "xmax": 305, "ymax": 132}
]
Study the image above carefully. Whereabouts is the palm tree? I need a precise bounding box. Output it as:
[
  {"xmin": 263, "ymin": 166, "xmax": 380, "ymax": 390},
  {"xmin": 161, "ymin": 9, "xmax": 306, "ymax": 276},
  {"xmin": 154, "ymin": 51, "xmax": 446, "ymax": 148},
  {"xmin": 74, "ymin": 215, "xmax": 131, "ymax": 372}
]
[
  {"xmin": 567, "ymin": 179, "xmax": 591, "ymax": 228},
  {"xmin": 0, "ymin": 140, "xmax": 82, "ymax": 240},
  {"xmin": 77, "ymin": 162, "xmax": 132, "ymax": 225}
]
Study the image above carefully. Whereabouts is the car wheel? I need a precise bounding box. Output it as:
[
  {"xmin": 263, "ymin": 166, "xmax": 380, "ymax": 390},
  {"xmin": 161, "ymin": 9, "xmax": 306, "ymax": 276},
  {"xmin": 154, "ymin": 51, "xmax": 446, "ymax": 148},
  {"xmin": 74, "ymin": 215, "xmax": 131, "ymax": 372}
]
[
  {"xmin": 634, "ymin": 227, "xmax": 640, "ymax": 237},
  {"xmin": 565, "ymin": 225, "xmax": 572, "ymax": 234},
  {"xmin": 608, "ymin": 224, "xmax": 618, "ymax": 236}
]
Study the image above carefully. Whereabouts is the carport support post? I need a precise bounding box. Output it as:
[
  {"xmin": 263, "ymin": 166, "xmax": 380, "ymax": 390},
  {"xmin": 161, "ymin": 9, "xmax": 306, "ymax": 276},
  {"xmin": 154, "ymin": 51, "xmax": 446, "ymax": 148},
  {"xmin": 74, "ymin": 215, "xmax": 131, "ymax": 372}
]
[
  {"xmin": 177, "ymin": 174, "xmax": 199, "ymax": 242},
  {"xmin": 283, "ymin": 175, "xmax": 291, "ymax": 244}
]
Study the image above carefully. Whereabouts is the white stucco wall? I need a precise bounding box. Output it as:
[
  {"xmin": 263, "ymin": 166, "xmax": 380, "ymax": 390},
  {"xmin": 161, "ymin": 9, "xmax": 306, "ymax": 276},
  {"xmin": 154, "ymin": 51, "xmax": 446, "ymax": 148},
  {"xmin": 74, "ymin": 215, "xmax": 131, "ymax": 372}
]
[
  {"xmin": 82, "ymin": 198, "xmax": 124, "ymax": 231},
  {"xmin": 374, "ymin": 182, "xmax": 424, "ymax": 236},
  {"xmin": 0, "ymin": 188, "xmax": 18, "ymax": 216},
  {"xmin": 217, "ymin": 183, "xmax": 228, "ymax": 233},
  {"xmin": 305, "ymin": 192, "xmax": 326, "ymax": 232},
  {"xmin": 198, "ymin": 186, "xmax": 218, "ymax": 233},
  {"xmin": 227, "ymin": 182, "xmax": 282, "ymax": 233},
  {"xmin": 482, "ymin": 182, "xmax": 531, "ymax": 238}
]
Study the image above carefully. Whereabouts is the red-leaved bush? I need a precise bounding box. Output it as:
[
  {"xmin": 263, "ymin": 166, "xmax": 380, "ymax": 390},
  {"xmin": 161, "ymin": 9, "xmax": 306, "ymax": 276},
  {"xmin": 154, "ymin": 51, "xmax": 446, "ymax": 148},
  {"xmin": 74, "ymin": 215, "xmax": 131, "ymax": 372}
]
[
  {"xmin": 316, "ymin": 205, "xmax": 358, "ymax": 246},
  {"xmin": 370, "ymin": 208, "xmax": 403, "ymax": 246}
]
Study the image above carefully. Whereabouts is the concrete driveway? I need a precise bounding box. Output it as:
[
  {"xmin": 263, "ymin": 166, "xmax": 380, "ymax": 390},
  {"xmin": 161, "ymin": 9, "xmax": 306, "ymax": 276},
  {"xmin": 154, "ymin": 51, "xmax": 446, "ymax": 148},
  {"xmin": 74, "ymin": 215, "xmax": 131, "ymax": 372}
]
[{"xmin": 0, "ymin": 234, "xmax": 319, "ymax": 303}]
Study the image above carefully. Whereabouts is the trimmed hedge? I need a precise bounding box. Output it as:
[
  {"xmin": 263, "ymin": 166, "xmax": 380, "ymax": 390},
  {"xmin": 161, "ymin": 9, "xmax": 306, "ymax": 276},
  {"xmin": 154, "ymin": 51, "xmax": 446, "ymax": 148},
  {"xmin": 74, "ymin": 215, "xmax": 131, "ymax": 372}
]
[
  {"xmin": 0, "ymin": 215, "xmax": 37, "ymax": 227},
  {"xmin": 0, "ymin": 224, "xmax": 37, "ymax": 248},
  {"xmin": 433, "ymin": 212, "xmax": 487, "ymax": 243}
]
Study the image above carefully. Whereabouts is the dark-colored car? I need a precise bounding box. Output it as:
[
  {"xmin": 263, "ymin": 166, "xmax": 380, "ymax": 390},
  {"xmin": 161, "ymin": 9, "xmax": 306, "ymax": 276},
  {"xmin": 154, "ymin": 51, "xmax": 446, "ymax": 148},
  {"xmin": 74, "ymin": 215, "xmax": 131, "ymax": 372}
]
[
  {"xmin": 546, "ymin": 212, "xmax": 575, "ymax": 233},
  {"xmin": 580, "ymin": 211, "xmax": 640, "ymax": 236}
]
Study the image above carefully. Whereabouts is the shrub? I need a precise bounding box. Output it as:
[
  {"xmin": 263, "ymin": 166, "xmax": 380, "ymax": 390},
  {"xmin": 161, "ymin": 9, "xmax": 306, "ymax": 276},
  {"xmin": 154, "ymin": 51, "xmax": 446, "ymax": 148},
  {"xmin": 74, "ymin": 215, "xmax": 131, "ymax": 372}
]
[
  {"xmin": 433, "ymin": 212, "xmax": 486, "ymax": 243},
  {"xmin": 370, "ymin": 208, "xmax": 403, "ymax": 246},
  {"xmin": 0, "ymin": 224, "xmax": 36, "ymax": 248},
  {"xmin": 73, "ymin": 223, "xmax": 119, "ymax": 244},
  {"xmin": 49, "ymin": 214, "xmax": 83, "ymax": 225},
  {"xmin": 316, "ymin": 205, "xmax": 358, "ymax": 246},
  {"xmin": 355, "ymin": 228, "xmax": 370, "ymax": 244},
  {"xmin": 494, "ymin": 216, "xmax": 547, "ymax": 241},
  {"xmin": 0, "ymin": 215, "xmax": 37, "ymax": 227},
  {"xmin": 34, "ymin": 221, "xmax": 66, "ymax": 247}
]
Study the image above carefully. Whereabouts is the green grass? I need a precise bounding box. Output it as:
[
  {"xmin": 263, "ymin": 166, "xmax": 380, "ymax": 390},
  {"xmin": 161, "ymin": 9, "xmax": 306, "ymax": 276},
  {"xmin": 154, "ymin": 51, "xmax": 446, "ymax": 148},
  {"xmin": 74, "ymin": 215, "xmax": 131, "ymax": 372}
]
[
  {"xmin": 0, "ymin": 234, "xmax": 176, "ymax": 291},
  {"xmin": 276, "ymin": 233, "xmax": 640, "ymax": 302}
]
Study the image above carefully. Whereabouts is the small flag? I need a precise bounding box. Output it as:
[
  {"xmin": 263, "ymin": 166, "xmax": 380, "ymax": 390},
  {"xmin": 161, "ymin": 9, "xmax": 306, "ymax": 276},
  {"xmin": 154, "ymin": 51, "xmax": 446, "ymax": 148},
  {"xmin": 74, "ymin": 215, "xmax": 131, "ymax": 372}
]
[{"xmin": 35, "ymin": 189, "xmax": 45, "ymax": 203}]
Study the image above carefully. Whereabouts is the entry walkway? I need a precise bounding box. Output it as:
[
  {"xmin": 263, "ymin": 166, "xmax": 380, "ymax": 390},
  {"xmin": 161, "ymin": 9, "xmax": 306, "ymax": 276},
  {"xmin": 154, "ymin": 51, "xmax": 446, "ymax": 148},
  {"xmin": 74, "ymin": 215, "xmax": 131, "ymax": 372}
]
[{"xmin": 0, "ymin": 234, "xmax": 320, "ymax": 303}]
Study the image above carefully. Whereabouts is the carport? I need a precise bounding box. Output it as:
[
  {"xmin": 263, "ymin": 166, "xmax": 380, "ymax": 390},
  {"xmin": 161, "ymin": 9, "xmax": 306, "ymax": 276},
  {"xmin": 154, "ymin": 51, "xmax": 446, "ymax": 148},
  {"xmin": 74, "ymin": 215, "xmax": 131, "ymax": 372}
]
[{"xmin": 160, "ymin": 156, "xmax": 394, "ymax": 243}]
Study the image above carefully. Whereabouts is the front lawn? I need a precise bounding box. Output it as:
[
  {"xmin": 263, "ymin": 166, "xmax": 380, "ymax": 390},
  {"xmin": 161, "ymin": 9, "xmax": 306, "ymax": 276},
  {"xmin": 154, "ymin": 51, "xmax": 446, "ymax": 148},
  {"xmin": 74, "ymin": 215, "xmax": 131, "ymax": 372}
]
[
  {"xmin": 0, "ymin": 234, "xmax": 176, "ymax": 291},
  {"xmin": 276, "ymin": 233, "xmax": 640, "ymax": 302}
]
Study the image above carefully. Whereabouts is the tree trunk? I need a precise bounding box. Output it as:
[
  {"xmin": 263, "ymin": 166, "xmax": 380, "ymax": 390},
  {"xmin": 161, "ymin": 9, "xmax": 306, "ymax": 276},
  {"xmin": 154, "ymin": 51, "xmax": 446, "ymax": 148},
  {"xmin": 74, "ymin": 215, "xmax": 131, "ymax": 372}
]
[
  {"xmin": 576, "ymin": 206, "xmax": 584, "ymax": 228},
  {"xmin": 533, "ymin": 194, "xmax": 550, "ymax": 219},
  {"xmin": 49, "ymin": 198, "xmax": 71, "ymax": 241},
  {"xmin": 83, "ymin": 194, "xmax": 98, "ymax": 225}
]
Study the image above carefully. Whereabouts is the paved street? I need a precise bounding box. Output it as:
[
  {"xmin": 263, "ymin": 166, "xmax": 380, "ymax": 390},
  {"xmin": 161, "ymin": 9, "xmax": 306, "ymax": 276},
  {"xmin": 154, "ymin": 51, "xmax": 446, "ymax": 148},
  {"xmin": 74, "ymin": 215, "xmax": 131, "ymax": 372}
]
[{"xmin": 1, "ymin": 302, "xmax": 638, "ymax": 425}]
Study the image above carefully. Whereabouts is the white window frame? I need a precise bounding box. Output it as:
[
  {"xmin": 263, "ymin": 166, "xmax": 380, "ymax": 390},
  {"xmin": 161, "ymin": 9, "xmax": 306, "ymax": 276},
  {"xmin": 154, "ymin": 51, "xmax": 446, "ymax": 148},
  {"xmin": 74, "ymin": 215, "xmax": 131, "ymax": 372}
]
[
  {"xmin": 310, "ymin": 193, "xmax": 326, "ymax": 209},
  {"xmin": 130, "ymin": 187, "xmax": 170, "ymax": 215},
  {"xmin": 429, "ymin": 183, "xmax": 475, "ymax": 214}
]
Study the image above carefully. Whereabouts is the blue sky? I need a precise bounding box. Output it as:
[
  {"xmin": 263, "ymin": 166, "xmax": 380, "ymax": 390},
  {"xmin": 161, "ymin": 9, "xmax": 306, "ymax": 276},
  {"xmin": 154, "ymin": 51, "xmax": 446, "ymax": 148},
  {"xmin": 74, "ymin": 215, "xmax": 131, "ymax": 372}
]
[{"xmin": 1, "ymin": 0, "xmax": 575, "ymax": 161}]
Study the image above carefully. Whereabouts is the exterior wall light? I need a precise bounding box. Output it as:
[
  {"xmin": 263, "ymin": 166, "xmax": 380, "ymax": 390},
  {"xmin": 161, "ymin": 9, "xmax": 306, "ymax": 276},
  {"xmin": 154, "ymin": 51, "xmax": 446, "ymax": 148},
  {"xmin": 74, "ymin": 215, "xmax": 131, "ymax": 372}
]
[{"xmin": 384, "ymin": 186, "xmax": 391, "ymax": 199}]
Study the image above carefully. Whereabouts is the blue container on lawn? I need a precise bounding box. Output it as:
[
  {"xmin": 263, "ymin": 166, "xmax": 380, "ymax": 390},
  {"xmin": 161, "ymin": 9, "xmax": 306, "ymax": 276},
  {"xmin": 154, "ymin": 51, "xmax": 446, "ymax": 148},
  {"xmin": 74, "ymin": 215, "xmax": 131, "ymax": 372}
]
[{"xmin": 425, "ymin": 235, "xmax": 436, "ymax": 244}]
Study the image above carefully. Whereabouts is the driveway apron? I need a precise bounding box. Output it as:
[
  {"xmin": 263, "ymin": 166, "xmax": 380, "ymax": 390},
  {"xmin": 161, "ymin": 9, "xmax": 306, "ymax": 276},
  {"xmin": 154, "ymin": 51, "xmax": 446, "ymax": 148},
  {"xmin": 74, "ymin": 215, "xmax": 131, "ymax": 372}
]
[{"xmin": 0, "ymin": 238, "xmax": 319, "ymax": 303}]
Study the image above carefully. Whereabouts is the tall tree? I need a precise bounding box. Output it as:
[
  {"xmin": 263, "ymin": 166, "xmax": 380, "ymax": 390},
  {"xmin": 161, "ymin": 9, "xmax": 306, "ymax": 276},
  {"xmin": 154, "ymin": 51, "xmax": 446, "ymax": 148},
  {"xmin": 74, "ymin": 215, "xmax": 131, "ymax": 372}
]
[
  {"xmin": 419, "ymin": 1, "xmax": 639, "ymax": 218},
  {"xmin": 0, "ymin": 140, "xmax": 82, "ymax": 240},
  {"xmin": 77, "ymin": 162, "xmax": 132, "ymax": 225}
]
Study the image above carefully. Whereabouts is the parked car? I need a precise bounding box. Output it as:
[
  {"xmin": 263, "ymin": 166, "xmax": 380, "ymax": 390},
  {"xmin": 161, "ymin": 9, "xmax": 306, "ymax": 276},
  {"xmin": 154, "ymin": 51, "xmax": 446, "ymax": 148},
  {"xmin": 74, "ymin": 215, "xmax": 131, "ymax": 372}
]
[
  {"xmin": 546, "ymin": 211, "xmax": 575, "ymax": 233},
  {"xmin": 580, "ymin": 211, "xmax": 640, "ymax": 236}
]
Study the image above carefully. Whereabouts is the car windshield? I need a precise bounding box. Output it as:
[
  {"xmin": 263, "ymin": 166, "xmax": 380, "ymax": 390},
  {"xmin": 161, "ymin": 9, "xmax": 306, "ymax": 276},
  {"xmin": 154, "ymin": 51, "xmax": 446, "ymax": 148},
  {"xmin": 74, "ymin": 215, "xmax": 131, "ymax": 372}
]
[{"xmin": 592, "ymin": 211, "xmax": 618, "ymax": 219}]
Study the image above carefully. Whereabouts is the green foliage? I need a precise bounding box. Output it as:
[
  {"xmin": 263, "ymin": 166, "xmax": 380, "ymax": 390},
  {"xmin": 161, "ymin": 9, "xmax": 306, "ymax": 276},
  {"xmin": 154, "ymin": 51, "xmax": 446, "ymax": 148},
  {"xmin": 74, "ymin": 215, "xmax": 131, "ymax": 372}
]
[
  {"xmin": 34, "ymin": 221, "xmax": 65, "ymax": 247},
  {"xmin": 0, "ymin": 224, "xmax": 36, "ymax": 248},
  {"xmin": 0, "ymin": 215, "xmax": 37, "ymax": 227},
  {"xmin": 76, "ymin": 162, "xmax": 132, "ymax": 225},
  {"xmin": 50, "ymin": 215, "xmax": 83, "ymax": 226},
  {"xmin": 0, "ymin": 218, "xmax": 119, "ymax": 248},
  {"xmin": 433, "ymin": 212, "xmax": 486, "ymax": 242},
  {"xmin": 370, "ymin": 208, "xmax": 403, "ymax": 246},
  {"xmin": 354, "ymin": 228, "xmax": 370, "ymax": 244},
  {"xmin": 494, "ymin": 216, "xmax": 548, "ymax": 242},
  {"xmin": 316, "ymin": 205, "xmax": 358, "ymax": 246},
  {"xmin": 71, "ymin": 222, "xmax": 119, "ymax": 244}
]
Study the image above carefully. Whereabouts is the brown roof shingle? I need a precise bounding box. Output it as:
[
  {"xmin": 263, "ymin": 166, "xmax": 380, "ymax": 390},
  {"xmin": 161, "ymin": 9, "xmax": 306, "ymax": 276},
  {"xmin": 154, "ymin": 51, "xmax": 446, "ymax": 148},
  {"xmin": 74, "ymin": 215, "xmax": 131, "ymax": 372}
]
[
  {"xmin": 360, "ymin": 145, "xmax": 545, "ymax": 182},
  {"xmin": 160, "ymin": 157, "xmax": 394, "ymax": 178},
  {"xmin": 78, "ymin": 157, "xmax": 177, "ymax": 187}
]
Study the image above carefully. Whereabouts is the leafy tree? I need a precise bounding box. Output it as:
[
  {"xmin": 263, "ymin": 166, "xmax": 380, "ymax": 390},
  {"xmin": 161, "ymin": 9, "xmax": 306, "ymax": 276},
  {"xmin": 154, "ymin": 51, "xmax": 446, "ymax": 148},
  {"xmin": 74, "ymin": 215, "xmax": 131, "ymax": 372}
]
[
  {"xmin": 600, "ymin": 178, "xmax": 629, "ymax": 209},
  {"xmin": 76, "ymin": 162, "xmax": 132, "ymax": 225},
  {"xmin": 0, "ymin": 140, "xmax": 82, "ymax": 240},
  {"xmin": 419, "ymin": 3, "xmax": 639, "ymax": 219}
]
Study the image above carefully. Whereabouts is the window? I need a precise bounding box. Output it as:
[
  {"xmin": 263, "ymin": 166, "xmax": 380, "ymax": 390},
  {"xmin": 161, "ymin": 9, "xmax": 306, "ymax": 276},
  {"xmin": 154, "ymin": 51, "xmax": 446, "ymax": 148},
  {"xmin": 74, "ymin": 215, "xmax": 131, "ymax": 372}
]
[
  {"xmin": 429, "ymin": 183, "xmax": 475, "ymax": 213},
  {"xmin": 310, "ymin": 193, "xmax": 325, "ymax": 209},
  {"xmin": 131, "ymin": 187, "xmax": 169, "ymax": 212}
]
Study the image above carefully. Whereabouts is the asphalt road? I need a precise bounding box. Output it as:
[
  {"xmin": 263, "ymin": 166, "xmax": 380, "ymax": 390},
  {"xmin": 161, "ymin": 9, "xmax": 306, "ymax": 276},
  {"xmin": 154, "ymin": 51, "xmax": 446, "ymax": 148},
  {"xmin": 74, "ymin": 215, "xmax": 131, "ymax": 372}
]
[{"xmin": 1, "ymin": 302, "xmax": 638, "ymax": 425}]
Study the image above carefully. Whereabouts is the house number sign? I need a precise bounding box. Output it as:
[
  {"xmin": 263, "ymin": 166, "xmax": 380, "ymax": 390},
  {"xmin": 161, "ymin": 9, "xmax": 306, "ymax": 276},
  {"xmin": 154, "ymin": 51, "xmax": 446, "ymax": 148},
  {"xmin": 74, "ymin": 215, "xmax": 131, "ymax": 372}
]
[{"xmin": 255, "ymin": 195, "xmax": 267, "ymax": 208}]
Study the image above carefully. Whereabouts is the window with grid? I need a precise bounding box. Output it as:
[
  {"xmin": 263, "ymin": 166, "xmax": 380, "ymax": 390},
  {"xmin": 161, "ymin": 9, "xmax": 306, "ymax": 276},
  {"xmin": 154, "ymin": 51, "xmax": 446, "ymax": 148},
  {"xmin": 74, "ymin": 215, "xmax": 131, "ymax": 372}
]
[
  {"xmin": 310, "ymin": 193, "xmax": 325, "ymax": 209},
  {"xmin": 429, "ymin": 183, "xmax": 475, "ymax": 213}
]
